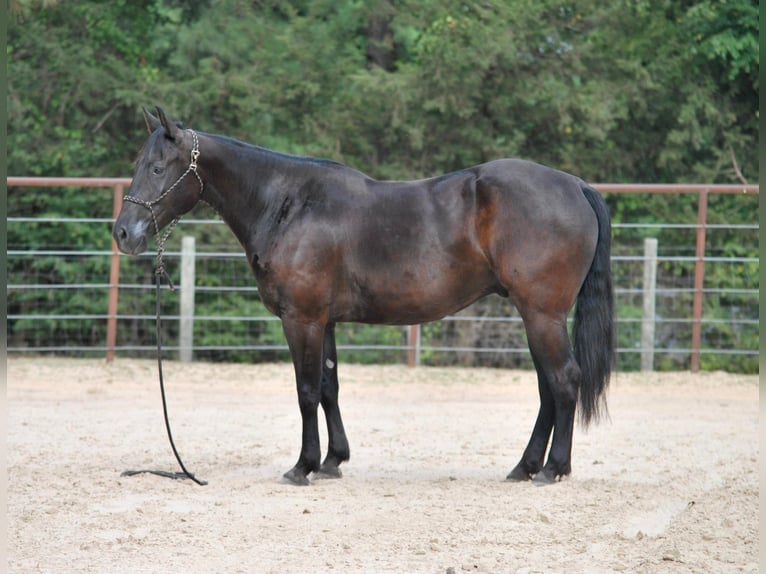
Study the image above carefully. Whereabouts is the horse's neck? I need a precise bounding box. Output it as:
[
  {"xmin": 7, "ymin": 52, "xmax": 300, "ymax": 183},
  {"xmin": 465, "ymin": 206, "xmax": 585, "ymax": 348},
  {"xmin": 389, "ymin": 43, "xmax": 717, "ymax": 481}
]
[{"xmin": 200, "ymin": 135, "xmax": 295, "ymax": 244}]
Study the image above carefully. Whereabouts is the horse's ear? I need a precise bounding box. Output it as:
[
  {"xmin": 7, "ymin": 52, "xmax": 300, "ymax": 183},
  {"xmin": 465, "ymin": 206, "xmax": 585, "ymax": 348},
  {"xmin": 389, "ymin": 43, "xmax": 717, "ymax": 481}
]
[
  {"xmin": 142, "ymin": 107, "xmax": 161, "ymax": 134},
  {"xmin": 155, "ymin": 106, "xmax": 182, "ymax": 141}
]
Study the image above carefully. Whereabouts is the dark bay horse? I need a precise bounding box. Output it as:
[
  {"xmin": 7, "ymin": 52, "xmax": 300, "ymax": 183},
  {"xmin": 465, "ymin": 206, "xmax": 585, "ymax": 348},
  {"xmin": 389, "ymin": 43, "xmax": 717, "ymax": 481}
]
[{"xmin": 113, "ymin": 107, "xmax": 615, "ymax": 485}]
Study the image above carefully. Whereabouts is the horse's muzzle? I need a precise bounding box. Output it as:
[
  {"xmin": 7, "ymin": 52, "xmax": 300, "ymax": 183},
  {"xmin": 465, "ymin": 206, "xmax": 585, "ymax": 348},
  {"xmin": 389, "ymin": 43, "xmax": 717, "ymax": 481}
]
[{"xmin": 112, "ymin": 219, "xmax": 149, "ymax": 255}]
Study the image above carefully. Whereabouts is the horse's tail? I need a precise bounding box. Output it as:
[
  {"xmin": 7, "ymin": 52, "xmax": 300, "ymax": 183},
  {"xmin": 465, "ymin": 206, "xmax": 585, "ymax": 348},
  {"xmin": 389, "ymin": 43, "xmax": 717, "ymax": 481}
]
[{"xmin": 573, "ymin": 183, "xmax": 615, "ymax": 427}]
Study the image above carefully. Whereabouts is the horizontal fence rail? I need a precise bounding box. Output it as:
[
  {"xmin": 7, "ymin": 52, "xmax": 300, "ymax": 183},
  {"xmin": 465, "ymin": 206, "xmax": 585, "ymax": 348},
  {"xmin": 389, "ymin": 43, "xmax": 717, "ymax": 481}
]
[{"xmin": 6, "ymin": 177, "xmax": 759, "ymax": 372}]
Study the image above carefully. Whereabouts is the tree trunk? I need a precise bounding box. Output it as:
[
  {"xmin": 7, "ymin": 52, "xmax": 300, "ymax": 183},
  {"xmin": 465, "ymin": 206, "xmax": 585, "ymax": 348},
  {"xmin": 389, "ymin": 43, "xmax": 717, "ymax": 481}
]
[{"xmin": 366, "ymin": 1, "xmax": 395, "ymax": 72}]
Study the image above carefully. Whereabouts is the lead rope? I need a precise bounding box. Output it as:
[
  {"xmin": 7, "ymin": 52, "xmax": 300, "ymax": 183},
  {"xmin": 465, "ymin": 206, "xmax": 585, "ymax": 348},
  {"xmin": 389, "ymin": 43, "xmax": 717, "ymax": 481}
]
[{"xmin": 122, "ymin": 130, "xmax": 207, "ymax": 486}]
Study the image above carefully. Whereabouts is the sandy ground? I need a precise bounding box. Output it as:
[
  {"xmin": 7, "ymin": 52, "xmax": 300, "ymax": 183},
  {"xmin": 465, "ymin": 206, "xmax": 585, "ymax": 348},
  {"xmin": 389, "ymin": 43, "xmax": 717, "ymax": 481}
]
[{"xmin": 7, "ymin": 358, "xmax": 759, "ymax": 573}]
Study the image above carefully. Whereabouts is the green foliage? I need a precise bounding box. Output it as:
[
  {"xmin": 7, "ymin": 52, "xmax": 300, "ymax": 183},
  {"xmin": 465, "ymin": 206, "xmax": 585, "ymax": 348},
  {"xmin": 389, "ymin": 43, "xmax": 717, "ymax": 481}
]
[
  {"xmin": 684, "ymin": 0, "xmax": 759, "ymax": 82},
  {"xmin": 6, "ymin": 0, "xmax": 759, "ymax": 371}
]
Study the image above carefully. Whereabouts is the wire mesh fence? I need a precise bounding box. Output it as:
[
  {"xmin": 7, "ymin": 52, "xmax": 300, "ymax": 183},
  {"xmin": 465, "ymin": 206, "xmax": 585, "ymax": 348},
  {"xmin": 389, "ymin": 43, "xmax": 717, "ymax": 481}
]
[{"xmin": 6, "ymin": 180, "xmax": 759, "ymax": 372}]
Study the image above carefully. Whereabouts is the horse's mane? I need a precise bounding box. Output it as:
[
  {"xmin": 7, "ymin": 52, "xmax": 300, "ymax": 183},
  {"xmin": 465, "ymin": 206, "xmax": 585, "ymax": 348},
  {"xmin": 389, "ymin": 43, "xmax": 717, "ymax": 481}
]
[{"xmin": 207, "ymin": 132, "xmax": 346, "ymax": 170}]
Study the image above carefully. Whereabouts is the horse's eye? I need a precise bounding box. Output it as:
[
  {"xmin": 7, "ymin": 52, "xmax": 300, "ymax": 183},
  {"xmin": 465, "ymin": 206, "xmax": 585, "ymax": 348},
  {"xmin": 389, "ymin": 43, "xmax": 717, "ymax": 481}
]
[{"xmin": 152, "ymin": 165, "xmax": 164, "ymax": 176}]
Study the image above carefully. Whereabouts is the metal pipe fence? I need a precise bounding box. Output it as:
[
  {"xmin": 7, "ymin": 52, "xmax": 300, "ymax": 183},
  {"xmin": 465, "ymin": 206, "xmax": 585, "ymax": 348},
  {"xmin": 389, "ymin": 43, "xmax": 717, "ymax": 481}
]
[{"xmin": 6, "ymin": 177, "xmax": 759, "ymax": 372}]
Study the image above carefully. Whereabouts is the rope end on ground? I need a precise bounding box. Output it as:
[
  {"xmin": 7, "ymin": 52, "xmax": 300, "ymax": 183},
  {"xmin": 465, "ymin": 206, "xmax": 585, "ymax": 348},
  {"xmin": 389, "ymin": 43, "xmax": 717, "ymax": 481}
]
[{"xmin": 121, "ymin": 469, "xmax": 208, "ymax": 486}]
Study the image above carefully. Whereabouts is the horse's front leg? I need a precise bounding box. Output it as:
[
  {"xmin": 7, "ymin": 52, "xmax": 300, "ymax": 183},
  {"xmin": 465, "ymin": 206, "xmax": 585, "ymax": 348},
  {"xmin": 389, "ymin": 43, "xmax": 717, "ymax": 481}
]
[
  {"xmin": 317, "ymin": 323, "xmax": 350, "ymax": 478},
  {"xmin": 281, "ymin": 317, "xmax": 326, "ymax": 486}
]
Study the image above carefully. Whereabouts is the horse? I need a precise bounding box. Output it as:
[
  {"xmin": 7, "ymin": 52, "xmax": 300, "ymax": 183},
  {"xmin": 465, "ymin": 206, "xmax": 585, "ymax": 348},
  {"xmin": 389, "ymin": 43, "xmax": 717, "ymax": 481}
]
[{"xmin": 113, "ymin": 106, "xmax": 615, "ymax": 486}]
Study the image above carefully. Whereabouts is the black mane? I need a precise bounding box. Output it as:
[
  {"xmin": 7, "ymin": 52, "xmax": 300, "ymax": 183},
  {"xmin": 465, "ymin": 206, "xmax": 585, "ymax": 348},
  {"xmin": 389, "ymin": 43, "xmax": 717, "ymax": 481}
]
[{"xmin": 207, "ymin": 132, "xmax": 346, "ymax": 170}]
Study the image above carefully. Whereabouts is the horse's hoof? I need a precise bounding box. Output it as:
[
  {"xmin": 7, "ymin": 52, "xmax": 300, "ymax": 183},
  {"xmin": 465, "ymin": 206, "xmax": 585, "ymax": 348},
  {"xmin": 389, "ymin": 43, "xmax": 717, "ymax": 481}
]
[
  {"xmin": 531, "ymin": 468, "xmax": 562, "ymax": 486},
  {"xmin": 313, "ymin": 463, "xmax": 343, "ymax": 479},
  {"xmin": 282, "ymin": 468, "xmax": 311, "ymax": 486},
  {"xmin": 506, "ymin": 465, "xmax": 532, "ymax": 482}
]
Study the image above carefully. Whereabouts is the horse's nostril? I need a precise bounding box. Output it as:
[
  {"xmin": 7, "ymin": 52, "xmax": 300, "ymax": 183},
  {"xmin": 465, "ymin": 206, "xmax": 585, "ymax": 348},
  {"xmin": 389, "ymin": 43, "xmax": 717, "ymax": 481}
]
[{"xmin": 114, "ymin": 225, "xmax": 128, "ymax": 242}]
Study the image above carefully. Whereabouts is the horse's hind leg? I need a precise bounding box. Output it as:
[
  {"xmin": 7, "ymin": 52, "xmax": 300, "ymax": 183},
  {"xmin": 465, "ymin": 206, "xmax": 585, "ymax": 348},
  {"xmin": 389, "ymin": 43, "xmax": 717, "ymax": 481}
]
[
  {"xmin": 510, "ymin": 311, "xmax": 581, "ymax": 483},
  {"xmin": 317, "ymin": 323, "xmax": 350, "ymax": 478},
  {"xmin": 507, "ymin": 355, "xmax": 554, "ymax": 481}
]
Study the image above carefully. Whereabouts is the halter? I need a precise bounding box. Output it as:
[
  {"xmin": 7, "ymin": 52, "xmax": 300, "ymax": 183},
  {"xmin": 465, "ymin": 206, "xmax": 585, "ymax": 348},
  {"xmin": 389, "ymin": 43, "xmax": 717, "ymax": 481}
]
[{"xmin": 123, "ymin": 129, "xmax": 204, "ymax": 285}]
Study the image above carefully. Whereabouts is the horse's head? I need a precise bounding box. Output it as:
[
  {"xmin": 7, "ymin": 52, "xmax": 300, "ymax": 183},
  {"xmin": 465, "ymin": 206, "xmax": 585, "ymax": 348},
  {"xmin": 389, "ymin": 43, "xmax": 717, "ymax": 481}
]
[{"xmin": 112, "ymin": 107, "xmax": 203, "ymax": 255}]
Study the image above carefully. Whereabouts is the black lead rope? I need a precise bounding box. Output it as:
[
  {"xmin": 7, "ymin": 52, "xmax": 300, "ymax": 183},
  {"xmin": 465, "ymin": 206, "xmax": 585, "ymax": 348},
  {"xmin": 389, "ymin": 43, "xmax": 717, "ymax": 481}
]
[{"xmin": 121, "ymin": 225, "xmax": 207, "ymax": 486}]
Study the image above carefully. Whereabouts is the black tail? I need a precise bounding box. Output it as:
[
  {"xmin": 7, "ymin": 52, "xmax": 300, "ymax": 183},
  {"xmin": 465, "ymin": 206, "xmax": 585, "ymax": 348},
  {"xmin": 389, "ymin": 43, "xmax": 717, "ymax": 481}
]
[{"xmin": 574, "ymin": 184, "xmax": 615, "ymax": 427}]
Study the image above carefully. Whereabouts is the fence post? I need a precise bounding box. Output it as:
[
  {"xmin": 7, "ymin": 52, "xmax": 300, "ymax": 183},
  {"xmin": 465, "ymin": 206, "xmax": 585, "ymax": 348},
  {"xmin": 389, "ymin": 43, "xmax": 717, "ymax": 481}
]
[
  {"xmin": 690, "ymin": 190, "xmax": 708, "ymax": 372},
  {"xmin": 641, "ymin": 238, "xmax": 658, "ymax": 371},
  {"xmin": 179, "ymin": 236, "xmax": 196, "ymax": 362},
  {"xmin": 407, "ymin": 324, "xmax": 421, "ymax": 367},
  {"xmin": 105, "ymin": 183, "xmax": 123, "ymax": 363}
]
